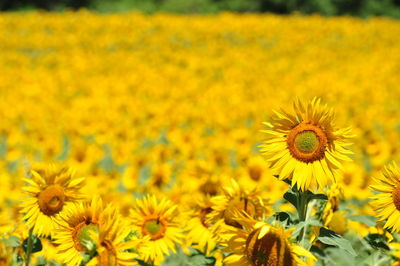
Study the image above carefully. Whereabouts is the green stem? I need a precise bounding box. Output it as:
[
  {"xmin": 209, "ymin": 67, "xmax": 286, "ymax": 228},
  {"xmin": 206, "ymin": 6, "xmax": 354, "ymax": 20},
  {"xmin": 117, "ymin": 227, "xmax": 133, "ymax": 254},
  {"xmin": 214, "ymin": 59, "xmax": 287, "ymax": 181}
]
[
  {"xmin": 296, "ymin": 190, "xmax": 309, "ymax": 244},
  {"xmin": 25, "ymin": 228, "xmax": 33, "ymax": 266}
]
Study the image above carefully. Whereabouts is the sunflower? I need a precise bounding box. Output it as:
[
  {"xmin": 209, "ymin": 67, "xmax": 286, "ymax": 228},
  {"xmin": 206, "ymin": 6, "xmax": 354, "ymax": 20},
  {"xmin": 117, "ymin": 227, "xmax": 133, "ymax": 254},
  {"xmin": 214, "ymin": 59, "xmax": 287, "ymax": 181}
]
[
  {"xmin": 87, "ymin": 211, "xmax": 139, "ymax": 266},
  {"xmin": 183, "ymin": 195, "xmax": 220, "ymax": 254},
  {"xmin": 260, "ymin": 98, "xmax": 353, "ymax": 191},
  {"xmin": 0, "ymin": 241, "xmax": 12, "ymax": 266},
  {"xmin": 208, "ymin": 179, "xmax": 271, "ymax": 229},
  {"xmin": 370, "ymin": 162, "xmax": 400, "ymax": 232},
  {"xmin": 223, "ymin": 215, "xmax": 316, "ymax": 266},
  {"xmin": 20, "ymin": 164, "xmax": 85, "ymax": 237},
  {"xmin": 53, "ymin": 197, "xmax": 136, "ymax": 266},
  {"xmin": 129, "ymin": 195, "xmax": 182, "ymax": 264}
]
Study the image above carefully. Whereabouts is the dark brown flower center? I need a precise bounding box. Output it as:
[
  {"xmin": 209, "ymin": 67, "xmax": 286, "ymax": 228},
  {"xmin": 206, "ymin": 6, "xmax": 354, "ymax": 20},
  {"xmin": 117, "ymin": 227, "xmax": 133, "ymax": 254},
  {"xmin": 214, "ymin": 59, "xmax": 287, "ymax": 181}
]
[
  {"xmin": 245, "ymin": 228, "xmax": 294, "ymax": 266},
  {"xmin": 38, "ymin": 184, "xmax": 65, "ymax": 215},
  {"xmin": 392, "ymin": 183, "xmax": 400, "ymax": 211}
]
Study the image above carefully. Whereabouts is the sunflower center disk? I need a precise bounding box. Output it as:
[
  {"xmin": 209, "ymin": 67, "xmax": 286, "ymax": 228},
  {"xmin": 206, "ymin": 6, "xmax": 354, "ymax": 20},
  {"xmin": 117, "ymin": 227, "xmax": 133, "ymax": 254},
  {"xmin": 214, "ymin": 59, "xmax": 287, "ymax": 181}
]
[
  {"xmin": 143, "ymin": 219, "xmax": 166, "ymax": 240},
  {"xmin": 76, "ymin": 224, "xmax": 100, "ymax": 251},
  {"xmin": 287, "ymin": 123, "xmax": 328, "ymax": 163},
  {"xmin": 38, "ymin": 184, "xmax": 65, "ymax": 215},
  {"xmin": 245, "ymin": 228, "xmax": 294, "ymax": 266},
  {"xmin": 294, "ymin": 131, "xmax": 319, "ymax": 154},
  {"xmin": 392, "ymin": 184, "xmax": 400, "ymax": 211}
]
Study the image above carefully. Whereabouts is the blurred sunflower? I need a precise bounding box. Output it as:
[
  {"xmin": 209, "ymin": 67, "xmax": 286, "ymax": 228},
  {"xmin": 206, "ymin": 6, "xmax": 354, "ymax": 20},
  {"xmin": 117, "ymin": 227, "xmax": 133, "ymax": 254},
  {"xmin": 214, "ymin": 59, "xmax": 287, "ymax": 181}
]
[
  {"xmin": 0, "ymin": 241, "xmax": 12, "ymax": 265},
  {"xmin": 370, "ymin": 162, "xmax": 400, "ymax": 232},
  {"xmin": 20, "ymin": 165, "xmax": 85, "ymax": 237},
  {"xmin": 54, "ymin": 197, "xmax": 135, "ymax": 265},
  {"xmin": 223, "ymin": 215, "xmax": 316, "ymax": 265},
  {"xmin": 129, "ymin": 195, "xmax": 182, "ymax": 264},
  {"xmin": 260, "ymin": 98, "xmax": 353, "ymax": 191}
]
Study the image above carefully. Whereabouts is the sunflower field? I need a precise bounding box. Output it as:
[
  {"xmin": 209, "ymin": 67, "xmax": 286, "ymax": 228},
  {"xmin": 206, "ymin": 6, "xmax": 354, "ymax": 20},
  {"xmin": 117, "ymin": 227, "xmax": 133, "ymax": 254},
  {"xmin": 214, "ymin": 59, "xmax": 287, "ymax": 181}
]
[{"xmin": 1, "ymin": 11, "xmax": 400, "ymax": 266}]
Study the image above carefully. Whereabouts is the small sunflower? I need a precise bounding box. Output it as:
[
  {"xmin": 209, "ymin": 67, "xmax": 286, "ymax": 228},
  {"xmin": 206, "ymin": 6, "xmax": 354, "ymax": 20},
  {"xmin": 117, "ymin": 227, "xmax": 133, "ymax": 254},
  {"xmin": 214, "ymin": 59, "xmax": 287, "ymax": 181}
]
[
  {"xmin": 370, "ymin": 162, "xmax": 400, "ymax": 232},
  {"xmin": 53, "ymin": 197, "xmax": 135, "ymax": 266},
  {"xmin": 88, "ymin": 211, "xmax": 138, "ymax": 266},
  {"xmin": 223, "ymin": 216, "xmax": 316, "ymax": 266},
  {"xmin": 260, "ymin": 98, "xmax": 353, "ymax": 191},
  {"xmin": 20, "ymin": 164, "xmax": 85, "ymax": 237},
  {"xmin": 208, "ymin": 179, "xmax": 271, "ymax": 229},
  {"xmin": 129, "ymin": 195, "xmax": 182, "ymax": 264},
  {"xmin": 183, "ymin": 196, "xmax": 220, "ymax": 254}
]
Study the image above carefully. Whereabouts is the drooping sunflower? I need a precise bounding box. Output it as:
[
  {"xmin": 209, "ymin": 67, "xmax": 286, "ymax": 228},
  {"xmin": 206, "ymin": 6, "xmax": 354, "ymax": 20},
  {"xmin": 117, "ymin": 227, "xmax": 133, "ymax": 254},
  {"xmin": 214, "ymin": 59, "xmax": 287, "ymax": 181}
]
[
  {"xmin": 208, "ymin": 179, "xmax": 271, "ymax": 230},
  {"xmin": 129, "ymin": 195, "xmax": 183, "ymax": 264},
  {"xmin": 87, "ymin": 211, "xmax": 139, "ymax": 265},
  {"xmin": 370, "ymin": 162, "xmax": 400, "ymax": 232},
  {"xmin": 260, "ymin": 98, "xmax": 353, "ymax": 191},
  {"xmin": 183, "ymin": 195, "xmax": 220, "ymax": 255},
  {"xmin": 53, "ymin": 197, "xmax": 136, "ymax": 266},
  {"xmin": 20, "ymin": 164, "xmax": 85, "ymax": 237},
  {"xmin": 223, "ymin": 215, "xmax": 316, "ymax": 266}
]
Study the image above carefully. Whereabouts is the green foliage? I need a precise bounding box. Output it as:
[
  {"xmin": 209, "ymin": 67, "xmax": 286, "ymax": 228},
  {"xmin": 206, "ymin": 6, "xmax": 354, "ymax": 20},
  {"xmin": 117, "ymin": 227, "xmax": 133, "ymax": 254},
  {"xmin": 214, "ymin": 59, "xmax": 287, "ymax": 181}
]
[
  {"xmin": 3, "ymin": 236, "xmax": 20, "ymax": 247},
  {"xmin": 163, "ymin": 248, "xmax": 216, "ymax": 266},
  {"xmin": 348, "ymin": 215, "xmax": 377, "ymax": 227},
  {"xmin": 22, "ymin": 234, "xmax": 42, "ymax": 253},
  {"xmin": 318, "ymin": 227, "xmax": 356, "ymax": 256},
  {"xmin": 3, "ymin": 0, "xmax": 400, "ymax": 18}
]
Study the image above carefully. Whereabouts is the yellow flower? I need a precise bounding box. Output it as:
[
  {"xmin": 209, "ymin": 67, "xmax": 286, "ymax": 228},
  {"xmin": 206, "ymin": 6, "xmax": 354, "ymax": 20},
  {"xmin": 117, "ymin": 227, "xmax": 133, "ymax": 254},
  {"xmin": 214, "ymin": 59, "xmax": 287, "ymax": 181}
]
[
  {"xmin": 183, "ymin": 196, "xmax": 220, "ymax": 254},
  {"xmin": 208, "ymin": 179, "xmax": 271, "ymax": 229},
  {"xmin": 261, "ymin": 98, "xmax": 353, "ymax": 191},
  {"xmin": 223, "ymin": 216, "xmax": 316, "ymax": 266},
  {"xmin": 370, "ymin": 162, "xmax": 400, "ymax": 232},
  {"xmin": 88, "ymin": 211, "xmax": 138, "ymax": 265},
  {"xmin": 129, "ymin": 195, "xmax": 183, "ymax": 264},
  {"xmin": 53, "ymin": 197, "xmax": 135, "ymax": 266},
  {"xmin": 20, "ymin": 164, "xmax": 85, "ymax": 237}
]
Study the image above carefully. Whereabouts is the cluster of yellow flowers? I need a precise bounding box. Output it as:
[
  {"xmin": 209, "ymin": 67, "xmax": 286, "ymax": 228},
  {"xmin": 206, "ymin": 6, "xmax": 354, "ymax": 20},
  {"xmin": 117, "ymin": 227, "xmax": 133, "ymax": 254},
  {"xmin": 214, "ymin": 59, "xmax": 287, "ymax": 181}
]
[{"xmin": 1, "ymin": 11, "xmax": 400, "ymax": 265}]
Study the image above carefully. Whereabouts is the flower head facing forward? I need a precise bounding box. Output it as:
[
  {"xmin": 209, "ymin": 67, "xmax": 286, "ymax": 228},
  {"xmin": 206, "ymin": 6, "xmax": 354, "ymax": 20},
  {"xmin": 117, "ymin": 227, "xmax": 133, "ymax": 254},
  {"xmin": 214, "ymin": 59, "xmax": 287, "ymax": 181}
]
[
  {"xmin": 20, "ymin": 164, "xmax": 85, "ymax": 237},
  {"xmin": 129, "ymin": 195, "xmax": 182, "ymax": 264},
  {"xmin": 261, "ymin": 98, "xmax": 353, "ymax": 191}
]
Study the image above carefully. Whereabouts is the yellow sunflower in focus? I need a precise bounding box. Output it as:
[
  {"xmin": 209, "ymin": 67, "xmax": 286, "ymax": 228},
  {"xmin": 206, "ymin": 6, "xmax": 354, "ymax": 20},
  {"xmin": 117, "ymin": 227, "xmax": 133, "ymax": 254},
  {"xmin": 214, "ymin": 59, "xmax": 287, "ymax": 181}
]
[
  {"xmin": 129, "ymin": 195, "xmax": 182, "ymax": 264},
  {"xmin": 54, "ymin": 197, "xmax": 135, "ymax": 266},
  {"xmin": 260, "ymin": 98, "xmax": 353, "ymax": 191},
  {"xmin": 223, "ymin": 216, "xmax": 316, "ymax": 266},
  {"xmin": 20, "ymin": 165, "xmax": 85, "ymax": 237},
  {"xmin": 370, "ymin": 162, "xmax": 400, "ymax": 232}
]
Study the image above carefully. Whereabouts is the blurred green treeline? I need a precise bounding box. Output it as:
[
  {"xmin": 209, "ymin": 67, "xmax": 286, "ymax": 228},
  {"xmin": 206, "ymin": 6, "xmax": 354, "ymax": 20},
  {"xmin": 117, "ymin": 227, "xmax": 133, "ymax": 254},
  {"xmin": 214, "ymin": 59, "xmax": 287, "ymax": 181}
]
[{"xmin": 1, "ymin": 0, "xmax": 400, "ymax": 18}]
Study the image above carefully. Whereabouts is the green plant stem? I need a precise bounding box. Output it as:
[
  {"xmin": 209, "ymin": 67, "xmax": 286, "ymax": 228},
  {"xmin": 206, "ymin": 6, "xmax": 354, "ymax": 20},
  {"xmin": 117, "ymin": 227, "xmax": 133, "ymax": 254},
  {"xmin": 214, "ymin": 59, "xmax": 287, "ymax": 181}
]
[
  {"xmin": 25, "ymin": 228, "xmax": 33, "ymax": 266},
  {"xmin": 296, "ymin": 190, "xmax": 309, "ymax": 244}
]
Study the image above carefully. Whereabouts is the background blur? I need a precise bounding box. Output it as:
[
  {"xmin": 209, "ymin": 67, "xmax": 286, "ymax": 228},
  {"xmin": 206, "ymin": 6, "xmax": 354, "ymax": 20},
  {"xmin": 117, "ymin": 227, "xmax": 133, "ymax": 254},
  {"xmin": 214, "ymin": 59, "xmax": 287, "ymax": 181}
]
[{"xmin": 1, "ymin": 0, "xmax": 400, "ymax": 18}]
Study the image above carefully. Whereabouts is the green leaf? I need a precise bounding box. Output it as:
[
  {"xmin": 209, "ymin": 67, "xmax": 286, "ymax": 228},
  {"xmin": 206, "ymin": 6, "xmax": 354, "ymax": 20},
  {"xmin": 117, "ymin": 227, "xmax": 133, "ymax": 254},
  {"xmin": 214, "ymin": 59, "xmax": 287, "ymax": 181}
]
[
  {"xmin": 365, "ymin": 233, "xmax": 390, "ymax": 250},
  {"xmin": 188, "ymin": 254, "xmax": 216, "ymax": 266},
  {"xmin": 274, "ymin": 212, "xmax": 292, "ymax": 224},
  {"xmin": 283, "ymin": 191, "xmax": 297, "ymax": 208},
  {"xmin": 310, "ymin": 245, "xmax": 325, "ymax": 257},
  {"xmin": 306, "ymin": 191, "xmax": 328, "ymax": 201},
  {"xmin": 22, "ymin": 234, "xmax": 43, "ymax": 254},
  {"xmin": 348, "ymin": 215, "xmax": 377, "ymax": 227},
  {"xmin": 318, "ymin": 227, "xmax": 356, "ymax": 256},
  {"xmin": 293, "ymin": 218, "xmax": 322, "ymax": 237},
  {"xmin": 4, "ymin": 236, "xmax": 20, "ymax": 247}
]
